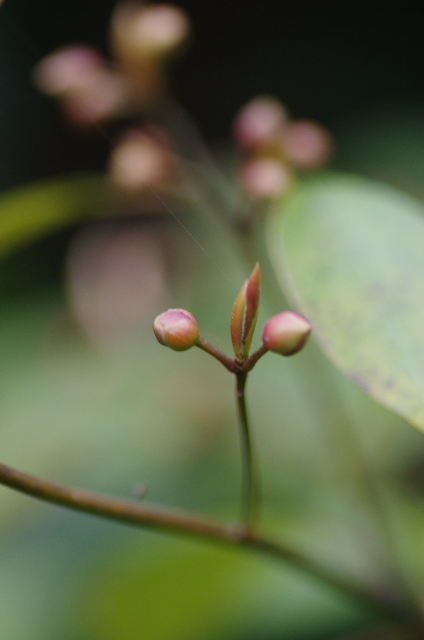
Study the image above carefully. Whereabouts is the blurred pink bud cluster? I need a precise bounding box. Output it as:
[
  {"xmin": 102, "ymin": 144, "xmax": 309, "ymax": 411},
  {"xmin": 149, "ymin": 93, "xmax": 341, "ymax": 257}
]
[
  {"xmin": 233, "ymin": 95, "xmax": 334, "ymax": 199},
  {"xmin": 33, "ymin": 2, "xmax": 335, "ymax": 220},
  {"xmin": 34, "ymin": 3, "xmax": 190, "ymax": 126},
  {"xmin": 33, "ymin": 45, "xmax": 126, "ymax": 125},
  {"xmin": 33, "ymin": 3, "xmax": 190, "ymax": 192}
]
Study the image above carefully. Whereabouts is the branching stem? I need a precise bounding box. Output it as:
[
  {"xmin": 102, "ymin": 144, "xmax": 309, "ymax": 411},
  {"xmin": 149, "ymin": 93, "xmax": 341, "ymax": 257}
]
[
  {"xmin": 195, "ymin": 338, "xmax": 266, "ymax": 530},
  {"xmin": 195, "ymin": 337, "xmax": 236, "ymax": 372},
  {"xmin": 195, "ymin": 338, "xmax": 268, "ymax": 375}
]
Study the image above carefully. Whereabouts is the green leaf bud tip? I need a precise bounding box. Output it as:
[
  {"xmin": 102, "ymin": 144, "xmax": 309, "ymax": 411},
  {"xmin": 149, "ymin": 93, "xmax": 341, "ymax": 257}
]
[
  {"xmin": 153, "ymin": 308, "xmax": 199, "ymax": 351},
  {"xmin": 262, "ymin": 311, "xmax": 311, "ymax": 356},
  {"xmin": 231, "ymin": 263, "xmax": 261, "ymax": 360}
]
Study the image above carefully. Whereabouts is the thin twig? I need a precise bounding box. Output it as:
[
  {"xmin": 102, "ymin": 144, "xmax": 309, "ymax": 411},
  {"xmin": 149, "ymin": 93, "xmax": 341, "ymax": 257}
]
[
  {"xmin": 0, "ymin": 460, "xmax": 408, "ymax": 619},
  {"xmin": 196, "ymin": 338, "xmax": 265, "ymax": 530},
  {"xmin": 235, "ymin": 371, "xmax": 259, "ymax": 531},
  {"xmin": 244, "ymin": 343, "xmax": 269, "ymax": 372},
  {"xmin": 195, "ymin": 337, "xmax": 236, "ymax": 372}
]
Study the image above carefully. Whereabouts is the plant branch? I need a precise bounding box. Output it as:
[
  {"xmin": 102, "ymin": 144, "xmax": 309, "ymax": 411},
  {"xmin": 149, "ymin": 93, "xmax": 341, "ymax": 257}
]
[
  {"xmin": 0, "ymin": 460, "xmax": 408, "ymax": 619},
  {"xmin": 195, "ymin": 337, "xmax": 236, "ymax": 372},
  {"xmin": 244, "ymin": 343, "xmax": 268, "ymax": 371},
  {"xmin": 235, "ymin": 371, "xmax": 259, "ymax": 531}
]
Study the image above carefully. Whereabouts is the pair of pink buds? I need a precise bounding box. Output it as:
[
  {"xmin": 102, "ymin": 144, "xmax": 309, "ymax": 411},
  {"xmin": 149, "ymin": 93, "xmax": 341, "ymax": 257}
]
[{"xmin": 153, "ymin": 264, "xmax": 311, "ymax": 360}]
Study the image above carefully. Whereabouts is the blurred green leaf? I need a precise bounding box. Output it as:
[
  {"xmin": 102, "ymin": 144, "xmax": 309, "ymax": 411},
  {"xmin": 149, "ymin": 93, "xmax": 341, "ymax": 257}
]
[
  {"xmin": 268, "ymin": 173, "xmax": 424, "ymax": 432},
  {"xmin": 75, "ymin": 536, "xmax": 364, "ymax": 640},
  {"xmin": 0, "ymin": 173, "xmax": 109, "ymax": 259}
]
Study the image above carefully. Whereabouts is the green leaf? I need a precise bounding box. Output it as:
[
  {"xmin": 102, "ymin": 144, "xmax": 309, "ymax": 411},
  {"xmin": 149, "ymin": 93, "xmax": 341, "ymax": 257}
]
[
  {"xmin": 267, "ymin": 172, "xmax": 424, "ymax": 431},
  {"xmin": 0, "ymin": 173, "xmax": 111, "ymax": 259},
  {"xmin": 74, "ymin": 536, "xmax": 362, "ymax": 640}
]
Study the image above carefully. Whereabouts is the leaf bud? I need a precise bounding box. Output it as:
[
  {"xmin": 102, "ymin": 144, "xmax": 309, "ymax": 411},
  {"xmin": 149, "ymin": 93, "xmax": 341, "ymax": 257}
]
[
  {"xmin": 262, "ymin": 311, "xmax": 311, "ymax": 356},
  {"xmin": 231, "ymin": 264, "xmax": 261, "ymax": 360},
  {"xmin": 153, "ymin": 308, "xmax": 199, "ymax": 351}
]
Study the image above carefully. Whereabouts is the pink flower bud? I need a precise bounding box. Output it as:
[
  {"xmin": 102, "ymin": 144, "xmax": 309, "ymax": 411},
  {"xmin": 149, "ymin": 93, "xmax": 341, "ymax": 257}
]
[
  {"xmin": 239, "ymin": 158, "xmax": 292, "ymax": 199},
  {"xmin": 60, "ymin": 72, "xmax": 126, "ymax": 125},
  {"xmin": 232, "ymin": 96, "xmax": 287, "ymax": 151},
  {"xmin": 262, "ymin": 311, "xmax": 311, "ymax": 356},
  {"xmin": 153, "ymin": 308, "xmax": 199, "ymax": 351},
  {"xmin": 109, "ymin": 128, "xmax": 174, "ymax": 190},
  {"xmin": 111, "ymin": 3, "xmax": 190, "ymax": 62},
  {"xmin": 282, "ymin": 120, "xmax": 334, "ymax": 169},
  {"xmin": 231, "ymin": 264, "xmax": 261, "ymax": 360},
  {"xmin": 33, "ymin": 46, "xmax": 105, "ymax": 96},
  {"xmin": 33, "ymin": 45, "xmax": 126, "ymax": 126}
]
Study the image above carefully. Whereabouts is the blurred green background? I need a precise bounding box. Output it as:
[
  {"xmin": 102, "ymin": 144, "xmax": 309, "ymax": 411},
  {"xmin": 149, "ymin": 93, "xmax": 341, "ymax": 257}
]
[{"xmin": 1, "ymin": 1, "xmax": 424, "ymax": 639}]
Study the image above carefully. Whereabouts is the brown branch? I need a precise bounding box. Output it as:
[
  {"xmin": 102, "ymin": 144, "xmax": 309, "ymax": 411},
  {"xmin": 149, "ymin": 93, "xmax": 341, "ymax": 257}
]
[
  {"xmin": 0, "ymin": 462, "xmax": 232, "ymax": 540},
  {"xmin": 243, "ymin": 343, "xmax": 269, "ymax": 371},
  {"xmin": 195, "ymin": 337, "xmax": 236, "ymax": 372},
  {"xmin": 0, "ymin": 460, "xmax": 409, "ymax": 620}
]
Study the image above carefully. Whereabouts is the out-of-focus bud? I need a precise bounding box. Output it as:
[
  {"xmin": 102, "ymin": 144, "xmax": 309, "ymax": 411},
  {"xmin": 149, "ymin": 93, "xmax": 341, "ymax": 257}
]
[
  {"xmin": 232, "ymin": 96, "xmax": 287, "ymax": 152},
  {"xmin": 61, "ymin": 72, "xmax": 126, "ymax": 125},
  {"xmin": 111, "ymin": 2, "xmax": 190, "ymax": 62},
  {"xmin": 239, "ymin": 158, "xmax": 292, "ymax": 199},
  {"xmin": 109, "ymin": 127, "xmax": 174, "ymax": 190},
  {"xmin": 153, "ymin": 308, "xmax": 199, "ymax": 351},
  {"xmin": 33, "ymin": 46, "xmax": 126, "ymax": 125},
  {"xmin": 282, "ymin": 120, "xmax": 333, "ymax": 169},
  {"xmin": 33, "ymin": 45, "xmax": 105, "ymax": 95},
  {"xmin": 231, "ymin": 264, "xmax": 261, "ymax": 360},
  {"xmin": 262, "ymin": 311, "xmax": 311, "ymax": 356}
]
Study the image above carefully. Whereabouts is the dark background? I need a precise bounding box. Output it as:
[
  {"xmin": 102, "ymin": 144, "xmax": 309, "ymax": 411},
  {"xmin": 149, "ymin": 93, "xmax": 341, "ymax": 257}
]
[{"xmin": 1, "ymin": 0, "xmax": 423, "ymax": 186}]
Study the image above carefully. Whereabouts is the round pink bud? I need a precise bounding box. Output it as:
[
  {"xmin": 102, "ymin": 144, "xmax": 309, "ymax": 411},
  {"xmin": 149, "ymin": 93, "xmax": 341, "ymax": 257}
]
[
  {"xmin": 233, "ymin": 96, "xmax": 287, "ymax": 151},
  {"xmin": 239, "ymin": 158, "xmax": 292, "ymax": 199},
  {"xmin": 33, "ymin": 46, "xmax": 105, "ymax": 96},
  {"xmin": 153, "ymin": 308, "xmax": 199, "ymax": 351},
  {"xmin": 60, "ymin": 71, "xmax": 126, "ymax": 125},
  {"xmin": 109, "ymin": 128, "xmax": 174, "ymax": 190},
  {"xmin": 282, "ymin": 120, "xmax": 333, "ymax": 169},
  {"xmin": 111, "ymin": 3, "xmax": 190, "ymax": 61},
  {"xmin": 262, "ymin": 311, "xmax": 311, "ymax": 356}
]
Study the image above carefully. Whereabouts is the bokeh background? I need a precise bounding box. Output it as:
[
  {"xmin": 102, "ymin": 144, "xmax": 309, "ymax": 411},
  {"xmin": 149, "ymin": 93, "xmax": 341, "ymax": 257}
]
[{"xmin": 1, "ymin": 1, "xmax": 424, "ymax": 639}]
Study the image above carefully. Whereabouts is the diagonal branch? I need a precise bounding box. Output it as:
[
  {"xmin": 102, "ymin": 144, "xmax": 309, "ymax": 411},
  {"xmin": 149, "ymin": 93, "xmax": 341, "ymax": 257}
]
[{"xmin": 0, "ymin": 460, "xmax": 410, "ymax": 620}]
